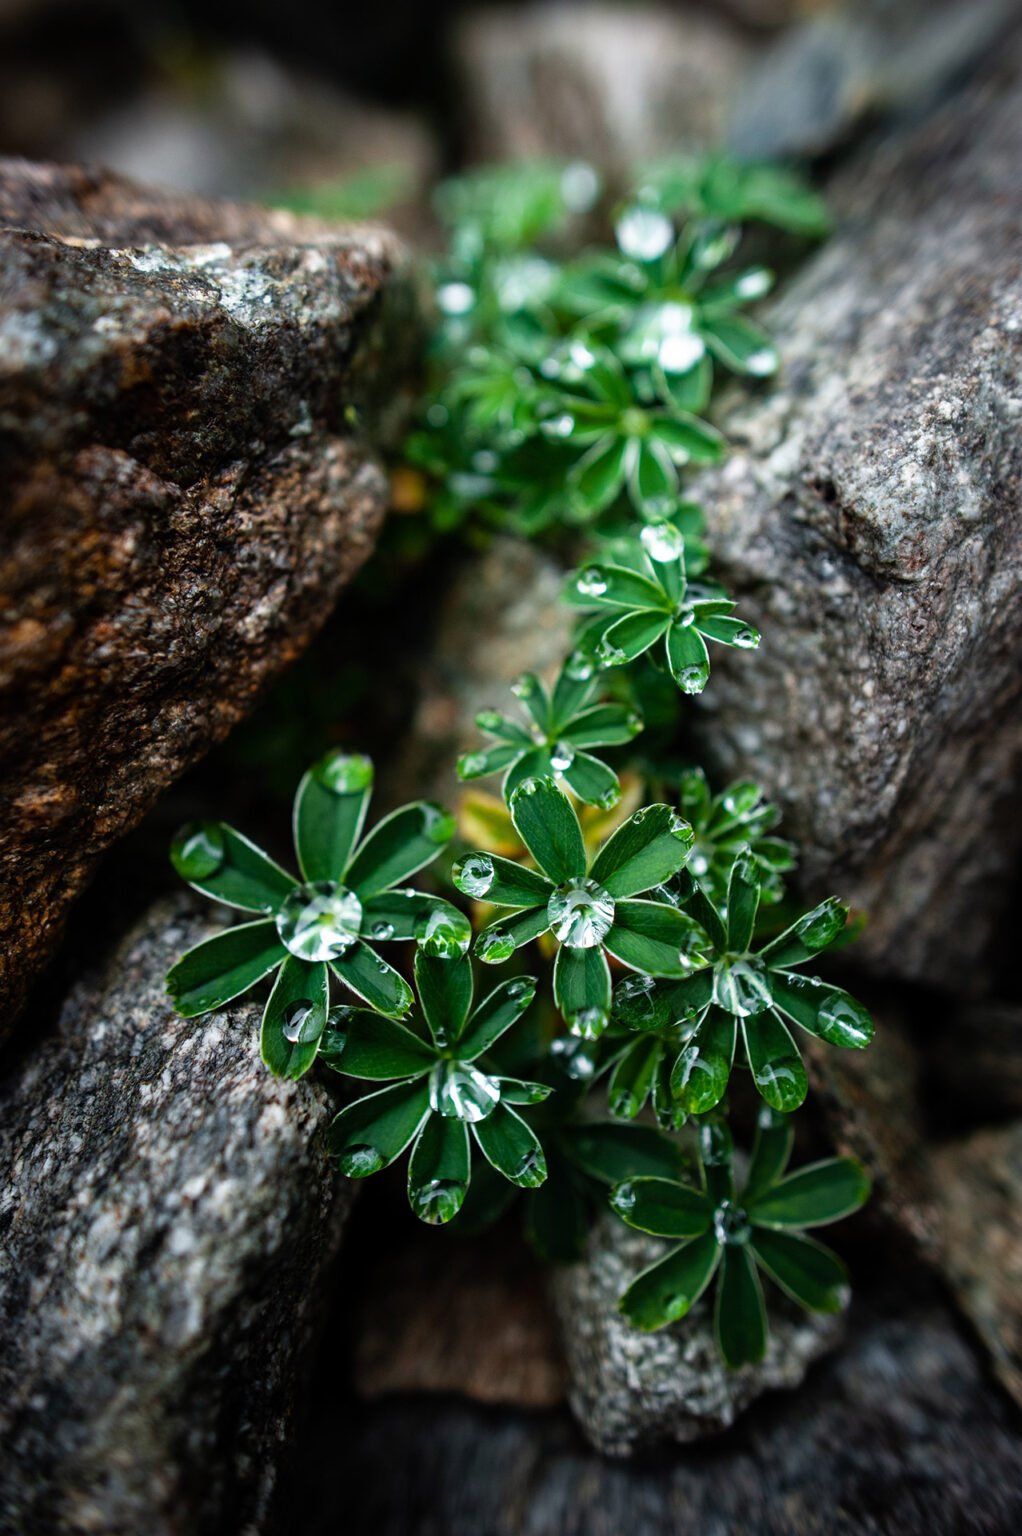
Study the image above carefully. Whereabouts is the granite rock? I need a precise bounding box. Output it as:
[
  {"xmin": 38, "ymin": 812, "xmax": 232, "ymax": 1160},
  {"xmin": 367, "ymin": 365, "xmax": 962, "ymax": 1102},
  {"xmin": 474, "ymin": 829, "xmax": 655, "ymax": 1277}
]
[
  {"xmin": 691, "ymin": 49, "xmax": 1022, "ymax": 991},
  {"xmin": 550, "ymin": 1212, "xmax": 842, "ymax": 1455},
  {"xmin": 0, "ymin": 897, "xmax": 351, "ymax": 1536},
  {"xmin": 0, "ymin": 159, "xmax": 420, "ymax": 1029}
]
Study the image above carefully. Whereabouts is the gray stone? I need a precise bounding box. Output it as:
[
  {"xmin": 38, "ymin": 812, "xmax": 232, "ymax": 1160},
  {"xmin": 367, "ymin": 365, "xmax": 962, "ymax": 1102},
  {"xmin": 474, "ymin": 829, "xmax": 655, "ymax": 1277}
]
[
  {"xmin": 453, "ymin": 3, "xmax": 750, "ymax": 171},
  {"xmin": 0, "ymin": 897, "xmax": 351, "ymax": 1536},
  {"xmin": 690, "ymin": 47, "xmax": 1022, "ymax": 991},
  {"xmin": 550, "ymin": 1212, "xmax": 841, "ymax": 1455},
  {"xmin": 0, "ymin": 159, "xmax": 420, "ymax": 1029}
]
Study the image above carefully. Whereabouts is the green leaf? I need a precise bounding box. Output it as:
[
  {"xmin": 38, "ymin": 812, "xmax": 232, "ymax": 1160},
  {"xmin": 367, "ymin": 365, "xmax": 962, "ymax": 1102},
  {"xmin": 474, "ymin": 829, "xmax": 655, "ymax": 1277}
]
[
  {"xmin": 504, "ymin": 746, "xmax": 557, "ymax": 797},
  {"xmin": 751, "ymin": 1228, "xmax": 850, "ymax": 1313},
  {"xmin": 605, "ymin": 898, "xmax": 708, "ymax": 978},
  {"xmin": 610, "ymin": 1176, "xmax": 712, "ymax": 1239},
  {"xmin": 590, "ymin": 804, "xmax": 693, "ymax": 897},
  {"xmin": 553, "ymin": 944, "xmax": 612, "ymax": 1035},
  {"xmin": 508, "ymin": 672, "xmax": 550, "ymax": 733},
  {"xmin": 330, "ymin": 941, "xmax": 414, "ymax": 1018},
  {"xmin": 760, "ymin": 897, "xmax": 848, "ymax": 967},
  {"xmin": 346, "ymin": 801, "xmax": 454, "ymax": 897},
  {"xmin": 414, "ymin": 950, "xmax": 474, "ymax": 1047},
  {"xmin": 747, "ymin": 1157, "xmax": 871, "ymax": 1229},
  {"xmin": 407, "ymin": 1114, "xmax": 471, "ymax": 1225},
  {"xmin": 568, "ymin": 562, "xmax": 666, "ymax": 611},
  {"xmin": 452, "ymin": 852, "xmax": 553, "ymax": 908},
  {"xmin": 509, "ymin": 777, "xmax": 587, "ymax": 884},
  {"xmin": 568, "ymin": 435, "xmax": 629, "ymax": 515},
  {"xmin": 666, "ymin": 621, "xmax": 711, "ymax": 693},
  {"xmin": 457, "ymin": 975, "xmax": 536, "ymax": 1059},
  {"xmin": 292, "ymin": 750, "xmax": 373, "ymax": 883},
  {"xmin": 260, "ymin": 954, "xmax": 329, "ymax": 1079},
  {"xmin": 700, "ymin": 313, "xmax": 778, "ymax": 378},
  {"xmin": 619, "ymin": 1229, "xmax": 721, "ymax": 1330},
  {"xmin": 498, "ymin": 1077, "xmax": 553, "ymax": 1104},
  {"xmin": 769, "ymin": 973, "xmax": 874, "ymax": 1050},
  {"xmin": 597, "ymin": 610, "xmax": 671, "ymax": 665},
  {"xmin": 650, "ymin": 411, "xmax": 727, "ymax": 463},
  {"xmin": 550, "ymin": 659, "xmax": 599, "ymax": 729},
  {"xmin": 699, "ymin": 1117, "xmax": 736, "ymax": 1203},
  {"xmin": 685, "ymin": 886, "xmax": 728, "ymax": 950},
  {"xmin": 714, "ymin": 1245, "xmax": 768, "ymax": 1368},
  {"xmin": 475, "ymin": 710, "xmax": 533, "ymax": 746},
  {"xmin": 726, "ymin": 851, "xmax": 761, "ymax": 952},
  {"xmin": 562, "ymin": 751, "xmax": 621, "ymax": 809},
  {"xmin": 166, "ymin": 920, "xmax": 286, "ymax": 1017},
  {"xmin": 613, "ymin": 966, "xmax": 713, "ymax": 1032},
  {"xmin": 696, "ymin": 613, "xmax": 760, "ymax": 649},
  {"xmin": 457, "ymin": 742, "xmax": 522, "ymax": 781},
  {"xmin": 631, "ymin": 437, "xmax": 678, "ymax": 512},
  {"xmin": 742, "ymin": 1105, "xmax": 794, "ymax": 1205},
  {"xmin": 319, "ymin": 1007, "xmax": 436, "ymax": 1078},
  {"xmin": 472, "ymin": 1102, "xmax": 547, "ymax": 1187},
  {"xmin": 327, "ymin": 1079, "xmax": 431, "ymax": 1177},
  {"xmin": 361, "ymin": 889, "xmax": 453, "ymax": 941},
  {"xmin": 671, "ymin": 1006, "xmax": 736, "ymax": 1113},
  {"xmin": 743, "ymin": 1010, "xmax": 807, "ymax": 1112},
  {"xmin": 170, "ymin": 823, "xmax": 296, "ymax": 914},
  {"xmin": 562, "ymin": 1122, "xmax": 682, "ymax": 1186},
  {"xmin": 607, "ymin": 1035, "xmax": 661, "ymax": 1118},
  {"xmin": 561, "ymin": 703, "xmax": 642, "ymax": 748},
  {"xmin": 474, "ymin": 905, "xmax": 551, "ymax": 964}
]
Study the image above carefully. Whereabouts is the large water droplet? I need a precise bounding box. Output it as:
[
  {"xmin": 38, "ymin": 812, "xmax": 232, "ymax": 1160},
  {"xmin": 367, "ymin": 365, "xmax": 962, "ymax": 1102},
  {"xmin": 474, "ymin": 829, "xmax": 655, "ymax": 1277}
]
[
  {"xmin": 507, "ymin": 978, "xmax": 535, "ymax": 1001},
  {"xmin": 411, "ymin": 1177, "xmax": 467, "ymax": 1225},
  {"xmin": 416, "ymin": 905, "xmax": 472, "ymax": 959},
  {"xmin": 576, "ymin": 567, "xmax": 608, "ymax": 599},
  {"xmin": 745, "ymin": 347, "xmax": 778, "ymax": 377},
  {"xmin": 453, "ymin": 853, "xmax": 496, "ymax": 899},
  {"xmin": 420, "ymin": 803, "xmax": 456, "ymax": 845},
  {"xmin": 312, "ymin": 750, "xmax": 374, "ymax": 796},
  {"xmin": 514, "ymin": 1148, "xmax": 547, "ymax": 1188},
  {"xmin": 713, "ymin": 957, "xmax": 772, "ymax": 1017},
  {"xmin": 282, "ymin": 998, "xmax": 320, "ymax": 1044},
  {"xmin": 475, "ymin": 708, "xmax": 505, "ymax": 733},
  {"xmin": 564, "ymin": 649, "xmax": 595, "ymax": 682},
  {"xmin": 170, "ymin": 821, "xmax": 224, "ymax": 881},
  {"xmin": 550, "ymin": 741, "xmax": 575, "ymax": 775},
  {"xmin": 512, "ymin": 673, "xmax": 539, "ymax": 700},
  {"xmin": 615, "ymin": 972, "xmax": 658, "ymax": 1027},
  {"xmin": 339, "ymin": 1144, "xmax": 384, "ymax": 1177},
  {"xmin": 569, "ymin": 1005, "xmax": 609, "ymax": 1041},
  {"xmin": 794, "ymin": 897, "xmax": 846, "ymax": 951},
  {"xmin": 713, "ymin": 1199, "xmax": 751, "ymax": 1245},
  {"xmin": 640, "ymin": 521, "xmax": 686, "ymax": 564},
  {"xmin": 677, "ymin": 662, "xmax": 709, "ymax": 694},
  {"xmin": 548, "ymin": 879, "xmax": 615, "ymax": 949},
  {"xmin": 275, "ymin": 881, "xmax": 363, "ymax": 962},
  {"xmin": 818, "ymin": 990, "xmax": 873, "ymax": 1048},
  {"xmin": 616, "ymin": 205, "xmax": 674, "ymax": 262},
  {"xmin": 429, "ymin": 1060, "xmax": 501, "ymax": 1122},
  {"xmin": 371, "ymin": 921, "xmax": 395, "ymax": 941},
  {"xmin": 733, "ymin": 626, "xmax": 760, "ymax": 650},
  {"xmin": 669, "ymin": 812, "xmax": 693, "ymax": 844},
  {"xmin": 477, "ymin": 927, "xmax": 516, "ymax": 964}
]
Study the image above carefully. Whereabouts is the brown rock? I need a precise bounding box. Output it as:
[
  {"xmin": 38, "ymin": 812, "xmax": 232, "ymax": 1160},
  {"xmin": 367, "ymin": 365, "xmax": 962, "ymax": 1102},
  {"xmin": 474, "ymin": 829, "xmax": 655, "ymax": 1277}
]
[
  {"xmin": 0, "ymin": 159, "xmax": 420, "ymax": 1031},
  {"xmin": 932, "ymin": 1120, "xmax": 1022, "ymax": 1409}
]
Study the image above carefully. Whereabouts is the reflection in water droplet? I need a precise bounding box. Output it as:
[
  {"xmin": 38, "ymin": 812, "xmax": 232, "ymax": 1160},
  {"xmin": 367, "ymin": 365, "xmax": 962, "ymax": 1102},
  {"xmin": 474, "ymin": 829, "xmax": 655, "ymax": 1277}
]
[
  {"xmin": 818, "ymin": 991, "xmax": 873, "ymax": 1048},
  {"xmin": 276, "ymin": 882, "xmax": 363, "ymax": 962},
  {"xmin": 283, "ymin": 998, "xmax": 319, "ymax": 1044},
  {"xmin": 548, "ymin": 879, "xmax": 615, "ymax": 948},
  {"xmin": 514, "ymin": 1148, "xmax": 547, "ymax": 1188},
  {"xmin": 565, "ymin": 649, "xmax": 595, "ymax": 682},
  {"xmin": 713, "ymin": 957, "xmax": 772, "ymax": 1017},
  {"xmin": 416, "ymin": 905, "xmax": 472, "ymax": 959},
  {"xmin": 677, "ymin": 663, "xmax": 709, "ymax": 694},
  {"xmin": 616, "ymin": 205, "xmax": 674, "ymax": 262},
  {"xmin": 550, "ymin": 741, "xmax": 575, "ymax": 774},
  {"xmin": 458, "ymin": 752, "xmax": 489, "ymax": 777},
  {"xmin": 312, "ymin": 750, "xmax": 374, "ymax": 796},
  {"xmin": 612, "ymin": 1182, "xmax": 637, "ymax": 1213},
  {"xmin": 420, "ymin": 803, "xmax": 456, "ymax": 845},
  {"xmin": 429, "ymin": 1060, "xmax": 501, "ymax": 1122},
  {"xmin": 454, "ymin": 853, "xmax": 496, "ymax": 899},
  {"xmin": 507, "ymin": 978, "xmax": 534, "ymax": 1001},
  {"xmin": 476, "ymin": 709, "xmax": 504, "ymax": 733},
  {"xmin": 170, "ymin": 821, "xmax": 225, "ymax": 881},
  {"xmin": 477, "ymin": 928, "xmax": 516, "ymax": 964},
  {"xmin": 733, "ymin": 627, "xmax": 760, "ymax": 649},
  {"xmin": 668, "ymin": 813, "xmax": 693, "ymax": 844},
  {"xmin": 512, "ymin": 673, "xmax": 539, "ymax": 700},
  {"xmin": 576, "ymin": 567, "xmax": 608, "ymax": 598},
  {"xmin": 371, "ymin": 921, "xmax": 395, "ymax": 941},
  {"xmin": 641, "ymin": 521, "xmax": 685, "ymax": 563},
  {"xmin": 339, "ymin": 1144, "xmax": 384, "ymax": 1177},
  {"xmin": 411, "ymin": 1178, "xmax": 466, "ymax": 1225},
  {"xmin": 569, "ymin": 1005, "xmax": 609, "ymax": 1041},
  {"xmin": 598, "ymin": 785, "xmax": 621, "ymax": 811},
  {"xmin": 713, "ymin": 1199, "xmax": 751, "ymax": 1245}
]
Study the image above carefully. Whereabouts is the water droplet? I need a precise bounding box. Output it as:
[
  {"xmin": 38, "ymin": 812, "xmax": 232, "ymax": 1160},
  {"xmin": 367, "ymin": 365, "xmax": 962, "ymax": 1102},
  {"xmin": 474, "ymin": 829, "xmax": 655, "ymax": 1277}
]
[
  {"xmin": 514, "ymin": 1149, "xmax": 547, "ymax": 1188},
  {"xmin": 596, "ymin": 638, "xmax": 627, "ymax": 668},
  {"xmin": 518, "ymin": 777, "xmax": 543, "ymax": 797},
  {"xmin": 512, "ymin": 673, "xmax": 539, "ymax": 700},
  {"xmin": 276, "ymin": 881, "xmax": 363, "ymax": 962},
  {"xmin": 475, "ymin": 709, "xmax": 504, "ymax": 733},
  {"xmin": 625, "ymin": 710, "xmax": 644, "ymax": 736},
  {"xmin": 420, "ymin": 803, "xmax": 456, "ymax": 845},
  {"xmin": 170, "ymin": 821, "xmax": 224, "ymax": 881},
  {"xmin": 569, "ymin": 340, "xmax": 596, "ymax": 370},
  {"xmin": 678, "ymin": 663, "xmax": 709, "ymax": 694},
  {"xmin": 658, "ymin": 332, "xmax": 706, "ymax": 374},
  {"xmin": 569, "ymin": 1005, "xmax": 609, "ymax": 1041},
  {"xmin": 282, "ymin": 997, "xmax": 320, "ymax": 1044},
  {"xmin": 507, "ymin": 978, "xmax": 534, "ymax": 1001},
  {"xmin": 598, "ymin": 785, "xmax": 621, "ymax": 811},
  {"xmin": 540, "ymin": 412, "xmax": 575, "ymax": 439},
  {"xmin": 411, "ymin": 1177, "xmax": 466, "ymax": 1225},
  {"xmin": 477, "ymin": 927, "xmax": 516, "ymax": 964},
  {"xmin": 733, "ymin": 626, "xmax": 760, "ymax": 649},
  {"xmin": 550, "ymin": 741, "xmax": 575, "ymax": 775},
  {"xmin": 312, "ymin": 750, "xmax": 374, "ymax": 795},
  {"xmin": 745, "ymin": 348, "xmax": 778, "ymax": 377},
  {"xmin": 561, "ymin": 159, "xmax": 600, "ymax": 212},
  {"xmin": 457, "ymin": 751, "xmax": 490, "ymax": 778},
  {"xmin": 416, "ymin": 905, "xmax": 472, "ymax": 959},
  {"xmin": 612, "ymin": 1181, "xmax": 637, "ymax": 1213},
  {"xmin": 576, "ymin": 567, "xmax": 608, "ymax": 599},
  {"xmin": 688, "ymin": 844, "xmax": 711, "ymax": 877},
  {"xmin": 564, "ymin": 649, "xmax": 595, "ymax": 682},
  {"xmin": 437, "ymin": 280, "xmax": 474, "ymax": 315},
  {"xmin": 548, "ymin": 879, "xmax": 615, "ymax": 949},
  {"xmin": 818, "ymin": 991, "xmax": 873, "ymax": 1048},
  {"xmin": 713, "ymin": 957, "xmax": 772, "ymax": 1017},
  {"xmin": 640, "ymin": 521, "xmax": 686, "ymax": 564},
  {"xmin": 371, "ymin": 921, "xmax": 395, "ymax": 941},
  {"xmin": 794, "ymin": 897, "xmax": 846, "ymax": 951},
  {"xmin": 453, "ymin": 852, "xmax": 495, "ymax": 899},
  {"xmin": 550, "ymin": 1036, "xmax": 598, "ymax": 1080},
  {"xmin": 713, "ymin": 1199, "xmax": 752, "ymax": 1245},
  {"xmin": 339, "ymin": 1144, "xmax": 384, "ymax": 1178},
  {"xmin": 611, "ymin": 1091, "xmax": 637, "ymax": 1118},
  {"xmin": 668, "ymin": 813, "xmax": 693, "ymax": 844},
  {"xmin": 616, "ymin": 205, "xmax": 674, "ymax": 262},
  {"xmin": 736, "ymin": 268, "xmax": 772, "ymax": 300},
  {"xmin": 429, "ymin": 1060, "xmax": 501, "ymax": 1122}
]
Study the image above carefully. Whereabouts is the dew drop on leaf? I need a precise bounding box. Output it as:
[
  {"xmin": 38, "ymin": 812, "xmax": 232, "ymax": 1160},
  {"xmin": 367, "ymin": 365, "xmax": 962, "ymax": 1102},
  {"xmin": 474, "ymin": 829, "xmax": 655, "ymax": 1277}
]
[
  {"xmin": 170, "ymin": 821, "xmax": 225, "ymax": 882},
  {"xmin": 548, "ymin": 879, "xmax": 615, "ymax": 948},
  {"xmin": 576, "ymin": 567, "xmax": 608, "ymax": 598},
  {"xmin": 616, "ymin": 206, "xmax": 674, "ymax": 263},
  {"xmin": 282, "ymin": 998, "xmax": 319, "ymax": 1044},
  {"xmin": 416, "ymin": 905, "xmax": 472, "ymax": 959},
  {"xmin": 429, "ymin": 1060, "xmax": 501, "ymax": 1122},
  {"xmin": 420, "ymin": 803, "xmax": 456, "ymax": 845},
  {"xmin": 276, "ymin": 882, "xmax": 363, "ymax": 962},
  {"xmin": 411, "ymin": 1178, "xmax": 467, "ymax": 1225},
  {"xmin": 453, "ymin": 853, "xmax": 496, "ymax": 899},
  {"xmin": 550, "ymin": 741, "xmax": 575, "ymax": 774},
  {"xmin": 339, "ymin": 1144, "xmax": 384, "ymax": 1178},
  {"xmin": 477, "ymin": 928, "xmax": 517, "ymax": 964},
  {"xmin": 312, "ymin": 750, "xmax": 374, "ymax": 796},
  {"xmin": 565, "ymin": 649, "xmax": 595, "ymax": 681},
  {"xmin": 569, "ymin": 1005, "xmax": 609, "ymax": 1041},
  {"xmin": 640, "ymin": 521, "xmax": 685, "ymax": 563},
  {"xmin": 514, "ymin": 1148, "xmax": 547, "ymax": 1188}
]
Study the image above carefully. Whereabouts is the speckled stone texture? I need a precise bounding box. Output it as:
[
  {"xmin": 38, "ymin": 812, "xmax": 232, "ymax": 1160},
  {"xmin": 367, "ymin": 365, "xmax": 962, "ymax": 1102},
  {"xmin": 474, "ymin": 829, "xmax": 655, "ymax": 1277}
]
[
  {"xmin": 0, "ymin": 898, "xmax": 352, "ymax": 1536},
  {"xmin": 550, "ymin": 1213, "xmax": 842, "ymax": 1456},
  {"xmin": 0, "ymin": 159, "xmax": 420, "ymax": 1030},
  {"xmin": 691, "ymin": 49, "xmax": 1022, "ymax": 992}
]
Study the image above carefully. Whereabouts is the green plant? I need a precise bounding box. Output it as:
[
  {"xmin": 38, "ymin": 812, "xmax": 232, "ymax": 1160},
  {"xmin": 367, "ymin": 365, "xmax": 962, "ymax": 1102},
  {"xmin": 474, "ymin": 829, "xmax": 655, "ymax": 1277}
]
[
  {"xmin": 167, "ymin": 152, "xmax": 870, "ymax": 1374},
  {"xmin": 609, "ymin": 1113, "xmax": 868, "ymax": 1366}
]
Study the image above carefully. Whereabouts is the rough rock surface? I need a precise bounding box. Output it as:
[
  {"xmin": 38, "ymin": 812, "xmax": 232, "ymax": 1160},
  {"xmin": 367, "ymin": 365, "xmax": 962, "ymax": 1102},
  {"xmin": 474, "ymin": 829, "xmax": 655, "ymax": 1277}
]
[
  {"xmin": 550, "ymin": 1213, "xmax": 842, "ymax": 1455},
  {"xmin": 453, "ymin": 3, "xmax": 749, "ymax": 169},
  {"xmin": 0, "ymin": 897, "xmax": 351, "ymax": 1536},
  {"xmin": 933, "ymin": 1120, "xmax": 1022, "ymax": 1409},
  {"xmin": 0, "ymin": 159, "xmax": 419, "ymax": 1028},
  {"xmin": 691, "ymin": 52, "xmax": 1022, "ymax": 991},
  {"xmin": 303, "ymin": 1299, "xmax": 1022, "ymax": 1535}
]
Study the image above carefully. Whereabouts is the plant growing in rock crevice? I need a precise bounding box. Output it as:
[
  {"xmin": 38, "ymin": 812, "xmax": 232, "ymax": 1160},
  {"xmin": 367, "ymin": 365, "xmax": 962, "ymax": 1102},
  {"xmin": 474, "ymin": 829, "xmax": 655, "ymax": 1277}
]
[{"xmin": 168, "ymin": 153, "xmax": 872, "ymax": 1371}]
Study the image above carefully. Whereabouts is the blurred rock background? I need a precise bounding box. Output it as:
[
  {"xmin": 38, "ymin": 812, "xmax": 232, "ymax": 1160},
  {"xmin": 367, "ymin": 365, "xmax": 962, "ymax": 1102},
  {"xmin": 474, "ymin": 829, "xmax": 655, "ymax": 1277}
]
[{"xmin": 2, "ymin": 2, "xmax": 1021, "ymax": 1533}]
